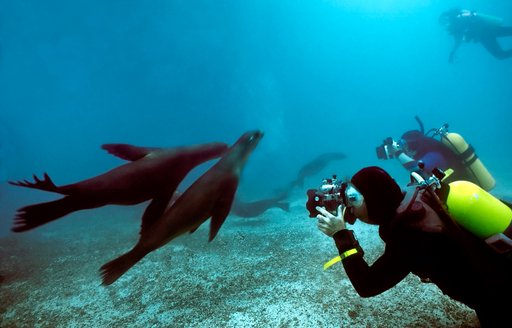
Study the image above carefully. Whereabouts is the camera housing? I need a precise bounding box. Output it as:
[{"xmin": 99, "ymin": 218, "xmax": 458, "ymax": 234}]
[
  {"xmin": 306, "ymin": 175, "xmax": 345, "ymax": 217},
  {"xmin": 376, "ymin": 137, "xmax": 395, "ymax": 160}
]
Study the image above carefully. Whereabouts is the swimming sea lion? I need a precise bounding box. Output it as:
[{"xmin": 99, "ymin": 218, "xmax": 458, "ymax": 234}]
[
  {"xmin": 9, "ymin": 142, "xmax": 228, "ymax": 232},
  {"xmin": 100, "ymin": 130, "xmax": 263, "ymax": 285},
  {"xmin": 231, "ymin": 192, "xmax": 289, "ymax": 218},
  {"xmin": 291, "ymin": 152, "xmax": 347, "ymax": 188},
  {"xmin": 168, "ymin": 190, "xmax": 289, "ymax": 218}
]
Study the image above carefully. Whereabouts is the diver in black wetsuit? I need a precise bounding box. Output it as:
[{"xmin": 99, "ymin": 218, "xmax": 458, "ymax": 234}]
[
  {"xmin": 439, "ymin": 8, "xmax": 512, "ymax": 62},
  {"xmin": 315, "ymin": 166, "xmax": 512, "ymax": 327}
]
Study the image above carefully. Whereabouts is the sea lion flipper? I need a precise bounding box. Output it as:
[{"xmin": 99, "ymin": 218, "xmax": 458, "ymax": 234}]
[
  {"xmin": 11, "ymin": 197, "xmax": 78, "ymax": 232},
  {"xmin": 140, "ymin": 194, "xmax": 173, "ymax": 236},
  {"xmin": 8, "ymin": 173, "xmax": 62, "ymax": 193},
  {"xmin": 208, "ymin": 177, "xmax": 238, "ymax": 242},
  {"xmin": 101, "ymin": 144, "xmax": 160, "ymax": 161}
]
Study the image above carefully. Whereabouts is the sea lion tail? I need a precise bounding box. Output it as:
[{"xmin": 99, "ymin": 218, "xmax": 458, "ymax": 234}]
[
  {"xmin": 277, "ymin": 202, "xmax": 290, "ymax": 212},
  {"xmin": 100, "ymin": 247, "xmax": 148, "ymax": 285},
  {"xmin": 288, "ymin": 178, "xmax": 303, "ymax": 189},
  {"xmin": 12, "ymin": 197, "xmax": 80, "ymax": 232}
]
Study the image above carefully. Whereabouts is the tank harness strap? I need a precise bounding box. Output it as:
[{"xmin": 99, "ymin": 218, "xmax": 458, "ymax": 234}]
[{"xmin": 459, "ymin": 144, "xmax": 478, "ymax": 166}]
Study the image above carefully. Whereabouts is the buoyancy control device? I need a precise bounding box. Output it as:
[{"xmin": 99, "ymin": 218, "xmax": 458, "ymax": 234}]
[{"xmin": 408, "ymin": 169, "xmax": 512, "ymax": 259}]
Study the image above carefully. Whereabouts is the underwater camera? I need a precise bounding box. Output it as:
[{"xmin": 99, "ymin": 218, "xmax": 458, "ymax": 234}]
[
  {"xmin": 376, "ymin": 137, "xmax": 398, "ymax": 160},
  {"xmin": 306, "ymin": 175, "xmax": 345, "ymax": 217}
]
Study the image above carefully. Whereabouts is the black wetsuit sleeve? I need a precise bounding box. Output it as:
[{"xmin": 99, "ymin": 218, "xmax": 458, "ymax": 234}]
[{"xmin": 333, "ymin": 230, "xmax": 409, "ymax": 298}]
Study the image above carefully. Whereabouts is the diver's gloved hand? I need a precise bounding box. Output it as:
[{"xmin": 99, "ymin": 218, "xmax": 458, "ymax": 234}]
[{"xmin": 316, "ymin": 205, "xmax": 346, "ymax": 237}]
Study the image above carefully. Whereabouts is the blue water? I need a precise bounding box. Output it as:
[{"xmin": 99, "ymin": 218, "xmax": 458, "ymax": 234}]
[
  {"xmin": 1, "ymin": 0, "xmax": 512, "ymax": 231},
  {"xmin": 0, "ymin": 1, "xmax": 512, "ymax": 320},
  {"xmin": 1, "ymin": 1, "xmax": 511, "ymax": 326},
  {"xmin": 1, "ymin": 0, "xmax": 511, "ymax": 223}
]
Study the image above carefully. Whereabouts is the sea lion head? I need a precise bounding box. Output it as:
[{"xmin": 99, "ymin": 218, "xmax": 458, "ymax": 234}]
[{"xmin": 233, "ymin": 130, "xmax": 264, "ymax": 159}]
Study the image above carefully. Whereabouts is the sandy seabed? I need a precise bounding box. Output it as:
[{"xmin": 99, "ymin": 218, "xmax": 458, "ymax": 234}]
[{"xmin": 0, "ymin": 196, "xmax": 479, "ymax": 328}]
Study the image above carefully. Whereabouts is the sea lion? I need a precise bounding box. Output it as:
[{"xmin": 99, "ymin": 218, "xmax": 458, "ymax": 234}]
[
  {"xmin": 168, "ymin": 190, "xmax": 289, "ymax": 218},
  {"xmin": 100, "ymin": 130, "xmax": 263, "ymax": 285},
  {"xmin": 9, "ymin": 142, "xmax": 228, "ymax": 232},
  {"xmin": 231, "ymin": 192, "xmax": 289, "ymax": 218},
  {"xmin": 291, "ymin": 152, "xmax": 346, "ymax": 188}
]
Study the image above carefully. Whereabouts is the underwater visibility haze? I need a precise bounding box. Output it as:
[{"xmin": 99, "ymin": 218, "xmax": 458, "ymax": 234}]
[{"xmin": 1, "ymin": 0, "xmax": 512, "ymax": 327}]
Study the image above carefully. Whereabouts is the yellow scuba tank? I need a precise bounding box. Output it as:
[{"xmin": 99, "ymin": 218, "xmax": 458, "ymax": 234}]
[
  {"xmin": 439, "ymin": 128, "xmax": 495, "ymax": 191},
  {"xmin": 411, "ymin": 171, "xmax": 512, "ymax": 256},
  {"xmin": 445, "ymin": 180, "xmax": 512, "ymax": 255},
  {"xmin": 446, "ymin": 181, "xmax": 512, "ymax": 244}
]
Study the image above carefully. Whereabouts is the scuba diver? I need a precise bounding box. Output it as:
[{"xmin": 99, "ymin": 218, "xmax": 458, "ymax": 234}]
[
  {"xmin": 377, "ymin": 116, "xmax": 495, "ymax": 191},
  {"xmin": 439, "ymin": 8, "xmax": 512, "ymax": 62},
  {"xmin": 313, "ymin": 166, "xmax": 512, "ymax": 327}
]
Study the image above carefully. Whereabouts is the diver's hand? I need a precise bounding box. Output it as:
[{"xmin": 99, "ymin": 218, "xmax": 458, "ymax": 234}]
[
  {"xmin": 386, "ymin": 139, "xmax": 401, "ymax": 157},
  {"xmin": 316, "ymin": 205, "xmax": 346, "ymax": 237}
]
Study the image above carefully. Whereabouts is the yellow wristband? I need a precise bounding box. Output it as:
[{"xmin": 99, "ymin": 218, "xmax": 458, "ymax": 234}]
[
  {"xmin": 341, "ymin": 248, "xmax": 358, "ymax": 260},
  {"xmin": 323, "ymin": 256, "xmax": 341, "ymax": 270},
  {"xmin": 323, "ymin": 248, "xmax": 359, "ymax": 270}
]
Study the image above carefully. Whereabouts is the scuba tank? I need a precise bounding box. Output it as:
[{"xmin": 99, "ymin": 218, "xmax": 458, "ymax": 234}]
[
  {"xmin": 430, "ymin": 124, "xmax": 496, "ymax": 191},
  {"xmin": 446, "ymin": 181, "xmax": 511, "ymax": 239},
  {"xmin": 445, "ymin": 180, "xmax": 512, "ymax": 255},
  {"xmin": 411, "ymin": 170, "xmax": 512, "ymax": 258},
  {"xmin": 475, "ymin": 13, "xmax": 503, "ymax": 27}
]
